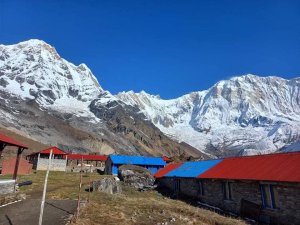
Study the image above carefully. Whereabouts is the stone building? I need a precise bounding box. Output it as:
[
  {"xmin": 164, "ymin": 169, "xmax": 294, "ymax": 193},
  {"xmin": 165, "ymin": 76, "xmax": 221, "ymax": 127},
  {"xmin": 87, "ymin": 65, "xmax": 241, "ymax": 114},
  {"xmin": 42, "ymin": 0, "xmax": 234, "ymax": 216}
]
[
  {"xmin": 105, "ymin": 155, "xmax": 166, "ymax": 175},
  {"xmin": 155, "ymin": 160, "xmax": 221, "ymax": 198},
  {"xmin": 0, "ymin": 133, "xmax": 28, "ymax": 205},
  {"xmin": 155, "ymin": 152, "xmax": 300, "ymax": 225},
  {"xmin": 26, "ymin": 147, "xmax": 67, "ymax": 171},
  {"xmin": 65, "ymin": 154, "xmax": 107, "ymax": 168}
]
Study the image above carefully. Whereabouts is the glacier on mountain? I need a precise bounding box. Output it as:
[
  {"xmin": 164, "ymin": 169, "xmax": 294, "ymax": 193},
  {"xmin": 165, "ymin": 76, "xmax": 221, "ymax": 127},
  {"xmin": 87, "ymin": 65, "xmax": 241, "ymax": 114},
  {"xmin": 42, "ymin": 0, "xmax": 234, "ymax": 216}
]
[
  {"xmin": 117, "ymin": 75, "xmax": 300, "ymax": 156},
  {"xmin": 1, "ymin": 39, "xmax": 300, "ymax": 157}
]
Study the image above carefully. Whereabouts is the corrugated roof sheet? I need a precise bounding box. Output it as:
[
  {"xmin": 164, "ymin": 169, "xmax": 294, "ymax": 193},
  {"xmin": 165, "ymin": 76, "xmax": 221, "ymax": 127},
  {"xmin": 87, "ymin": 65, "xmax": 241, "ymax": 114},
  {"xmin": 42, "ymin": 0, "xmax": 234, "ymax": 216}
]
[
  {"xmin": 154, "ymin": 163, "xmax": 183, "ymax": 178},
  {"xmin": 65, "ymin": 154, "xmax": 108, "ymax": 161},
  {"xmin": 0, "ymin": 133, "xmax": 28, "ymax": 149},
  {"xmin": 39, "ymin": 147, "xmax": 66, "ymax": 155},
  {"xmin": 165, "ymin": 160, "xmax": 222, "ymax": 178},
  {"xmin": 109, "ymin": 155, "xmax": 166, "ymax": 166},
  {"xmin": 199, "ymin": 152, "xmax": 300, "ymax": 183},
  {"xmin": 162, "ymin": 156, "xmax": 171, "ymax": 162}
]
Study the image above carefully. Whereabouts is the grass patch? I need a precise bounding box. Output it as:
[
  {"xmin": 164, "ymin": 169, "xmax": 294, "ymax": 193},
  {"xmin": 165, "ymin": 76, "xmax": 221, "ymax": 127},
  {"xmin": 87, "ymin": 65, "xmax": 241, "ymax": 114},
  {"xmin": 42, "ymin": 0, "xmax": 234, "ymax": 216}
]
[{"xmin": 1, "ymin": 172, "xmax": 247, "ymax": 225}]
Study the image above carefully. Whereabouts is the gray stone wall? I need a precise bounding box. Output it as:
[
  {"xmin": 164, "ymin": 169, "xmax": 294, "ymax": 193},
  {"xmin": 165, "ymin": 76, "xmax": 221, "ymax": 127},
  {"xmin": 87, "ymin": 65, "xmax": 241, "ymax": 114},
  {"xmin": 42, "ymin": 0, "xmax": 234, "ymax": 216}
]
[
  {"xmin": 157, "ymin": 177, "xmax": 174, "ymax": 190},
  {"xmin": 199, "ymin": 180, "xmax": 300, "ymax": 224},
  {"xmin": 0, "ymin": 192, "xmax": 26, "ymax": 206},
  {"xmin": 0, "ymin": 180, "xmax": 15, "ymax": 195},
  {"xmin": 157, "ymin": 178, "xmax": 300, "ymax": 224},
  {"xmin": 37, "ymin": 158, "xmax": 67, "ymax": 171}
]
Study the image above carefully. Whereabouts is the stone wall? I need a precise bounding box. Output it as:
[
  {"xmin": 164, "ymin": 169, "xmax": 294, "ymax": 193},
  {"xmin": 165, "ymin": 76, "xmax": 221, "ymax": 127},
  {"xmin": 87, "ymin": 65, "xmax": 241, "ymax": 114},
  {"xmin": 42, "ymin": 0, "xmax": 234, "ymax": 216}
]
[
  {"xmin": 0, "ymin": 192, "xmax": 26, "ymax": 206},
  {"xmin": 179, "ymin": 178, "xmax": 199, "ymax": 198},
  {"xmin": 67, "ymin": 160, "xmax": 105, "ymax": 168},
  {"xmin": 36, "ymin": 158, "xmax": 67, "ymax": 171},
  {"xmin": 0, "ymin": 180, "xmax": 15, "ymax": 195},
  {"xmin": 157, "ymin": 178, "xmax": 300, "ymax": 224},
  {"xmin": 158, "ymin": 177, "xmax": 174, "ymax": 190},
  {"xmin": 198, "ymin": 180, "xmax": 300, "ymax": 224}
]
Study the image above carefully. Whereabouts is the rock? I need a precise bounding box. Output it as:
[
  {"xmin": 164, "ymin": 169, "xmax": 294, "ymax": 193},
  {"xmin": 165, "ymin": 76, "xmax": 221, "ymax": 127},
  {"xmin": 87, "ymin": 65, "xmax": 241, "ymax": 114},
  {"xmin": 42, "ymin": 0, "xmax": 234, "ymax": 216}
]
[
  {"xmin": 92, "ymin": 178, "xmax": 122, "ymax": 194},
  {"xmin": 118, "ymin": 165, "xmax": 156, "ymax": 190}
]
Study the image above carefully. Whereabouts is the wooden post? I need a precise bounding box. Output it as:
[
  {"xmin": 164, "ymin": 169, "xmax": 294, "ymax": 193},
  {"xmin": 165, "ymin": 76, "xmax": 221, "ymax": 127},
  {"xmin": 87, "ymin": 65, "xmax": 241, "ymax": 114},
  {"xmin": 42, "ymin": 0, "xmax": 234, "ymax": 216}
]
[
  {"xmin": 38, "ymin": 150, "xmax": 53, "ymax": 225},
  {"xmin": 88, "ymin": 163, "xmax": 92, "ymax": 203},
  {"xmin": 13, "ymin": 147, "xmax": 23, "ymax": 180},
  {"xmin": 0, "ymin": 143, "xmax": 6, "ymax": 159},
  {"xmin": 76, "ymin": 156, "xmax": 84, "ymax": 219}
]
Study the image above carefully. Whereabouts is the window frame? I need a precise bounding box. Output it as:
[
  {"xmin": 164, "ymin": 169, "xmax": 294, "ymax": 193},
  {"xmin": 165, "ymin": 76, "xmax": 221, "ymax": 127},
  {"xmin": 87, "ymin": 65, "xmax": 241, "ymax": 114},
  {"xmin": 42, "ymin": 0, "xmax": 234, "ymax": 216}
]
[
  {"xmin": 222, "ymin": 181, "xmax": 233, "ymax": 200},
  {"xmin": 260, "ymin": 184, "xmax": 278, "ymax": 209},
  {"xmin": 198, "ymin": 180, "xmax": 205, "ymax": 196}
]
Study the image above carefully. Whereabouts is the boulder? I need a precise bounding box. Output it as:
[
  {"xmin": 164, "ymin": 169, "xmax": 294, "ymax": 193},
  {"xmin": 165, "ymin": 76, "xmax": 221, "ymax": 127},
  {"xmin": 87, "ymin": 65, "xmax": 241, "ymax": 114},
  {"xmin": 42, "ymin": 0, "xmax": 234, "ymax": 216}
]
[
  {"xmin": 118, "ymin": 165, "xmax": 156, "ymax": 191},
  {"xmin": 92, "ymin": 178, "xmax": 122, "ymax": 194}
]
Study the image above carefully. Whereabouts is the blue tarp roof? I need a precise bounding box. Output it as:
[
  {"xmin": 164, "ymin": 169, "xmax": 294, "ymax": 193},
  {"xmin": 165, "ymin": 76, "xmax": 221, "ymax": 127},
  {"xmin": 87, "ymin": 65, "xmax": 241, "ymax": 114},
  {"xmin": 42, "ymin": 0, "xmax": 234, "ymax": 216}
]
[
  {"xmin": 109, "ymin": 155, "xmax": 166, "ymax": 166},
  {"xmin": 164, "ymin": 159, "xmax": 222, "ymax": 178}
]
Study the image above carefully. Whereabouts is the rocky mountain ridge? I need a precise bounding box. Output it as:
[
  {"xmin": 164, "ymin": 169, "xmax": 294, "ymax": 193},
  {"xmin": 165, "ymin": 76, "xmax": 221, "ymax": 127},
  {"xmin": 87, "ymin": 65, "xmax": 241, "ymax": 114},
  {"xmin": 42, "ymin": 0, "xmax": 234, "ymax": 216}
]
[
  {"xmin": 1, "ymin": 39, "xmax": 299, "ymax": 157},
  {"xmin": 117, "ymin": 75, "xmax": 300, "ymax": 156},
  {"xmin": 0, "ymin": 39, "xmax": 203, "ymax": 158}
]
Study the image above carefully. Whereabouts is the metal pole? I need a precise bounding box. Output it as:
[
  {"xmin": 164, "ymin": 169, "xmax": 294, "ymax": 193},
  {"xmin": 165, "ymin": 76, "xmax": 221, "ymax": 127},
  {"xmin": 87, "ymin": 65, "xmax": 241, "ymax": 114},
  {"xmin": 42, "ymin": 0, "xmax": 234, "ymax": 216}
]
[
  {"xmin": 76, "ymin": 156, "xmax": 83, "ymax": 219},
  {"xmin": 38, "ymin": 150, "xmax": 53, "ymax": 225}
]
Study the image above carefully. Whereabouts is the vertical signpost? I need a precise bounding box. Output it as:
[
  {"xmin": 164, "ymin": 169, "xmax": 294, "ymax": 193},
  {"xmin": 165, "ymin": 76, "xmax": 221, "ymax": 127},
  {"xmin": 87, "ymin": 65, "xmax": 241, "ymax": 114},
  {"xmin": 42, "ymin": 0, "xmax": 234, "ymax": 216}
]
[
  {"xmin": 76, "ymin": 156, "xmax": 84, "ymax": 219},
  {"xmin": 39, "ymin": 149, "xmax": 53, "ymax": 225}
]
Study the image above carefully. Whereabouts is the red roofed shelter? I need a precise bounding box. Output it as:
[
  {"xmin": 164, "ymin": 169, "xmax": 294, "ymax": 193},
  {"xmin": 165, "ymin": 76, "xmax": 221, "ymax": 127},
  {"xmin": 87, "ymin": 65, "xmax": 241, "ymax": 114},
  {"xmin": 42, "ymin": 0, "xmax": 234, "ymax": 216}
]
[
  {"xmin": 64, "ymin": 154, "xmax": 108, "ymax": 168},
  {"xmin": 196, "ymin": 152, "xmax": 300, "ymax": 224},
  {"xmin": 26, "ymin": 147, "xmax": 67, "ymax": 171},
  {"xmin": 0, "ymin": 133, "xmax": 28, "ymax": 180},
  {"xmin": 199, "ymin": 152, "xmax": 300, "ymax": 182}
]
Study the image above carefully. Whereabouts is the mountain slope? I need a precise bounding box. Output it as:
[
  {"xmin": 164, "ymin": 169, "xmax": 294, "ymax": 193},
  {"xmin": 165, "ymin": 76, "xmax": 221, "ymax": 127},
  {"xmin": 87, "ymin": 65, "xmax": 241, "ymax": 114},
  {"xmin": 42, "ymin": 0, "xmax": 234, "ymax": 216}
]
[
  {"xmin": 117, "ymin": 75, "xmax": 300, "ymax": 157},
  {"xmin": 0, "ymin": 39, "xmax": 204, "ymax": 158},
  {"xmin": 1, "ymin": 39, "xmax": 299, "ymax": 158}
]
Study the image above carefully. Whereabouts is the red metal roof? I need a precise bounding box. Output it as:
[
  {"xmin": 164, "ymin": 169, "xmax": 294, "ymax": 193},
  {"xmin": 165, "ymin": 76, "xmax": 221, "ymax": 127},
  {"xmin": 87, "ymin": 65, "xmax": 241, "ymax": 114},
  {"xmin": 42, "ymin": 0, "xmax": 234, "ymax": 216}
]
[
  {"xmin": 199, "ymin": 152, "xmax": 300, "ymax": 183},
  {"xmin": 162, "ymin": 156, "xmax": 171, "ymax": 162},
  {"xmin": 65, "ymin": 154, "xmax": 108, "ymax": 161},
  {"xmin": 0, "ymin": 133, "xmax": 28, "ymax": 149},
  {"xmin": 154, "ymin": 163, "xmax": 182, "ymax": 178},
  {"xmin": 39, "ymin": 147, "xmax": 67, "ymax": 155}
]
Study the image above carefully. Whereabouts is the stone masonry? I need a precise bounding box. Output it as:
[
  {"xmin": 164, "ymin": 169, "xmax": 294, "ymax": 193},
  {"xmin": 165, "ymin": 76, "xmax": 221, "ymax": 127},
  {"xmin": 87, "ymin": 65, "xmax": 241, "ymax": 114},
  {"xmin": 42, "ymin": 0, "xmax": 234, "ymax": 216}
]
[
  {"xmin": 36, "ymin": 158, "xmax": 67, "ymax": 171},
  {"xmin": 157, "ymin": 178, "xmax": 300, "ymax": 225}
]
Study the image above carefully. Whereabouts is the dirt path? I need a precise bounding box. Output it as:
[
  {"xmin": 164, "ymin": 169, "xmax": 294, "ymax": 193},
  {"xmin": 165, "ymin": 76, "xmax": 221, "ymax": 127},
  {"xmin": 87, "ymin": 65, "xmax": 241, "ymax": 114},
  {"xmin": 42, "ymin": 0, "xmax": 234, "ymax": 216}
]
[{"xmin": 0, "ymin": 199, "xmax": 77, "ymax": 225}]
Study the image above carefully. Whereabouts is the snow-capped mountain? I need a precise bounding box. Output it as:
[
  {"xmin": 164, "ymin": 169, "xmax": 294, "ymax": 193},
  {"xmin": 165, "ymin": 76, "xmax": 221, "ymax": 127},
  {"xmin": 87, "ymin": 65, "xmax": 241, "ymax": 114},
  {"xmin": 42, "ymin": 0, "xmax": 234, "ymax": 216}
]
[
  {"xmin": 0, "ymin": 39, "xmax": 102, "ymax": 104},
  {"xmin": 117, "ymin": 75, "xmax": 300, "ymax": 156},
  {"xmin": 0, "ymin": 39, "xmax": 202, "ymax": 158},
  {"xmin": 1, "ymin": 39, "xmax": 299, "ymax": 157}
]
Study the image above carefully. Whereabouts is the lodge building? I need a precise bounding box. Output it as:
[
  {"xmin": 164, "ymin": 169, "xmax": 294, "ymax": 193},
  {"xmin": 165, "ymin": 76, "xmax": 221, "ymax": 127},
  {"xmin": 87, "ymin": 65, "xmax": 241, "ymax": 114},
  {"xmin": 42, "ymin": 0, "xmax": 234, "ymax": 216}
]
[
  {"xmin": 155, "ymin": 152, "xmax": 300, "ymax": 225},
  {"xmin": 106, "ymin": 154, "xmax": 166, "ymax": 175}
]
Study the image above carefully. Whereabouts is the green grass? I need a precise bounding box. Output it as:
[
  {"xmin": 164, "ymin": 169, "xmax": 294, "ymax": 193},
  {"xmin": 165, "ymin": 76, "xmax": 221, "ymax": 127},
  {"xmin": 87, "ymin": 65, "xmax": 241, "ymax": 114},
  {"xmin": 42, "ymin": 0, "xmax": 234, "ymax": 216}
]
[{"xmin": 1, "ymin": 172, "xmax": 247, "ymax": 225}]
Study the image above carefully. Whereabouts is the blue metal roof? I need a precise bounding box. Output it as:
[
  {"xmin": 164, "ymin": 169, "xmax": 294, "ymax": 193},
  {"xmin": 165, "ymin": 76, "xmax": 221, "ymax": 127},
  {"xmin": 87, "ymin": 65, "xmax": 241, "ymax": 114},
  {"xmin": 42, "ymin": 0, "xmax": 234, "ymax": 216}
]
[
  {"xmin": 109, "ymin": 155, "xmax": 166, "ymax": 166},
  {"xmin": 164, "ymin": 159, "xmax": 222, "ymax": 178}
]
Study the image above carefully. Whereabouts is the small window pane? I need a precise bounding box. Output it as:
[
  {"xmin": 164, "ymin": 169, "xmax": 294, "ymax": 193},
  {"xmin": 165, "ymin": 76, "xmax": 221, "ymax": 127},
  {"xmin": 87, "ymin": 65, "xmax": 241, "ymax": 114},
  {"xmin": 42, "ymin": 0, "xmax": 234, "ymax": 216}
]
[
  {"xmin": 199, "ymin": 181, "xmax": 204, "ymax": 196},
  {"xmin": 228, "ymin": 182, "xmax": 232, "ymax": 200},
  {"xmin": 270, "ymin": 185, "xmax": 279, "ymax": 209},
  {"xmin": 261, "ymin": 184, "xmax": 273, "ymax": 208},
  {"xmin": 222, "ymin": 182, "xmax": 233, "ymax": 200}
]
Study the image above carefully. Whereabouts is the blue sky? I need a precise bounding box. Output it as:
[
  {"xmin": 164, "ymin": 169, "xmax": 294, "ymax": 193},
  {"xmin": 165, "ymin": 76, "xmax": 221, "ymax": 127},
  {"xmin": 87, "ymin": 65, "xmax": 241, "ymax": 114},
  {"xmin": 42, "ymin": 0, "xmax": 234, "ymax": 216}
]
[{"xmin": 1, "ymin": 0, "xmax": 299, "ymax": 99}]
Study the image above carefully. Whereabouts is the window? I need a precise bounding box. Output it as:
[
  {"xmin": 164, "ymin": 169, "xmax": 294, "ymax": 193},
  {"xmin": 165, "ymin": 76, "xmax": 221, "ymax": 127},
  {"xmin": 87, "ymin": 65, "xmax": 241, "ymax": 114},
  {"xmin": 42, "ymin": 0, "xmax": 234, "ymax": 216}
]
[
  {"xmin": 260, "ymin": 184, "xmax": 278, "ymax": 209},
  {"xmin": 222, "ymin": 182, "xmax": 233, "ymax": 200},
  {"xmin": 198, "ymin": 180, "xmax": 205, "ymax": 196}
]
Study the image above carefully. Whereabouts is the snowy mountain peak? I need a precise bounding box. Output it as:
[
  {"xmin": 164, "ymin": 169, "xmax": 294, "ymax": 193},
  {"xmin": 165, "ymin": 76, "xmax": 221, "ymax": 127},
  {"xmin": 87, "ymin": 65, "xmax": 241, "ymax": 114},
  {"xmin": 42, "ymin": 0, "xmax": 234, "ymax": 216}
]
[
  {"xmin": 0, "ymin": 39, "xmax": 103, "ymax": 106},
  {"xmin": 117, "ymin": 75, "xmax": 300, "ymax": 156},
  {"xmin": 1, "ymin": 39, "xmax": 300, "ymax": 157}
]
